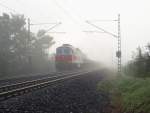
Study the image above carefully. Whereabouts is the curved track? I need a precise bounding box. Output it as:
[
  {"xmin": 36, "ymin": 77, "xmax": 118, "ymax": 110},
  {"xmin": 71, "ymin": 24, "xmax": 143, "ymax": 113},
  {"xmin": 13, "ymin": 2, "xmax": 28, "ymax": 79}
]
[{"xmin": 0, "ymin": 69, "xmax": 97, "ymax": 102}]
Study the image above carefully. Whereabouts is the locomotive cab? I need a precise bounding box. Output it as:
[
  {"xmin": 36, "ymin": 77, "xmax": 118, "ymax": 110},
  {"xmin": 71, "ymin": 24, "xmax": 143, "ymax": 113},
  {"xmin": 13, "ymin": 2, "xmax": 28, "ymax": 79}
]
[{"xmin": 55, "ymin": 44, "xmax": 83, "ymax": 70}]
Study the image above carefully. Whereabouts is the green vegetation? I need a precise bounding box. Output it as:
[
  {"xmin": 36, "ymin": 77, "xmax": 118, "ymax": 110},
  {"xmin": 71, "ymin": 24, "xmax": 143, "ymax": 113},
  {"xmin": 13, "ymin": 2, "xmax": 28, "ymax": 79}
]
[
  {"xmin": 98, "ymin": 45, "xmax": 150, "ymax": 112},
  {"xmin": 98, "ymin": 43, "xmax": 150, "ymax": 112},
  {"xmin": 115, "ymin": 76, "xmax": 150, "ymax": 113},
  {"xmin": 97, "ymin": 76, "xmax": 150, "ymax": 113}
]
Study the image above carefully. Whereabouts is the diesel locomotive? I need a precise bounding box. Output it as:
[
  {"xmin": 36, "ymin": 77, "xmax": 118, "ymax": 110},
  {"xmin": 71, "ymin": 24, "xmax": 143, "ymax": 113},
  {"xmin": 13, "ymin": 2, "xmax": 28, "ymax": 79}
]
[{"xmin": 55, "ymin": 44, "xmax": 86, "ymax": 70}]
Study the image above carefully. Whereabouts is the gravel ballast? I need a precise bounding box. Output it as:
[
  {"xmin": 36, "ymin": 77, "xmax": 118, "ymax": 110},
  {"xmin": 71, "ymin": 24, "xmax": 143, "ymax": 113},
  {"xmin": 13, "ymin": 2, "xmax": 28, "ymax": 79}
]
[{"xmin": 0, "ymin": 71, "xmax": 111, "ymax": 113}]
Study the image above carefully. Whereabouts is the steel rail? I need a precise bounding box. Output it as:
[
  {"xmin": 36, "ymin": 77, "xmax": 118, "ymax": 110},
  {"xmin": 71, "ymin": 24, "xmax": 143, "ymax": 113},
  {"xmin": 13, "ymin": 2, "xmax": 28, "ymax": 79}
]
[
  {"xmin": 0, "ymin": 70, "xmax": 73, "ymax": 83},
  {"xmin": 0, "ymin": 70, "xmax": 84, "ymax": 93},
  {"xmin": 0, "ymin": 69, "xmax": 96, "ymax": 101}
]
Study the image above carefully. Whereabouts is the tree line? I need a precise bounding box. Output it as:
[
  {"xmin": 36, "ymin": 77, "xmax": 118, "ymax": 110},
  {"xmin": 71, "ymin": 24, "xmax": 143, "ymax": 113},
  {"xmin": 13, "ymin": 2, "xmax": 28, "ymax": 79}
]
[
  {"xmin": 0, "ymin": 13, "xmax": 55, "ymax": 78},
  {"xmin": 124, "ymin": 43, "xmax": 150, "ymax": 77}
]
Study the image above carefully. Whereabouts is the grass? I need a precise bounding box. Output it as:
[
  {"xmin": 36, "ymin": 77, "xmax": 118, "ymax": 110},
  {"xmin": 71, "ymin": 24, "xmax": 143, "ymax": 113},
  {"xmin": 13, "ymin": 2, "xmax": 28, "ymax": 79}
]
[{"xmin": 97, "ymin": 75, "xmax": 150, "ymax": 113}]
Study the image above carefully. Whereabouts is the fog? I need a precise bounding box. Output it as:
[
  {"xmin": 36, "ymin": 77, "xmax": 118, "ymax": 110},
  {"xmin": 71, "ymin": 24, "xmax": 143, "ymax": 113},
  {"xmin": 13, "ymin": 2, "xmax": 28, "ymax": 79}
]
[{"xmin": 0, "ymin": 0, "xmax": 150, "ymax": 67}]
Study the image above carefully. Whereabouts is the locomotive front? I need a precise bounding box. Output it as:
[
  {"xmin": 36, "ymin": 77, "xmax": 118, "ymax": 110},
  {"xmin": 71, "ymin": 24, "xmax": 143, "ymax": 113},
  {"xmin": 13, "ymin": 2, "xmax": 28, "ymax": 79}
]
[{"xmin": 55, "ymin": 44, "xmax": 82, "ymax": 70}]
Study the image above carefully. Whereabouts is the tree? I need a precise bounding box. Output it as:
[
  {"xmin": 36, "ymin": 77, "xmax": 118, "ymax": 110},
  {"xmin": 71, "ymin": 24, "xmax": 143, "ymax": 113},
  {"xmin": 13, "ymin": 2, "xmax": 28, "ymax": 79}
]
[
  {"xmin": 134, "ymin": 47, "xmax": 146, "ymax": 76},
  {"xmin": 0, "ymin": 13, "xmax": 55, "ymax": 78},
  {"xmin": 0, "ymin": 13, "xmax": 12, "ymax": 76},
  {"xmin": 125, "ymin": 45, "xmax": 150, "ymax": 77},
  {"xmin": 144, "ymin": 43, "xmax": 150, "ymax": 73},
  {"xmin": 31, "ymin": 30, "xmax": 55, "ymax": 72}
]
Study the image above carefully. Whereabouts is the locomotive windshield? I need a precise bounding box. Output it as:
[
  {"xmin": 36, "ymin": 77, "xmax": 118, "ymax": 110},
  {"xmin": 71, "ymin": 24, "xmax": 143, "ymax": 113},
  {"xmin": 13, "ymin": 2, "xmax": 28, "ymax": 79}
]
[
  {"xmin": 56, "ymin": 48, "xmax": 63, "ymax": 55},
  {"xmin": 56, "ymin": 47, "xmax": 72, "ymax": 55},
  {"xmin": 63, "ymin": 47, "xmax": 72, "ymax": 55}
]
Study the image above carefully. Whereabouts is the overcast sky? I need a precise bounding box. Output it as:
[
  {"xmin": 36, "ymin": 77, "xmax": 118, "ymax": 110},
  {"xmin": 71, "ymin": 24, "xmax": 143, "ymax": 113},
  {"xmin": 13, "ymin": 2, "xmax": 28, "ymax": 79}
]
[{"xmin": 0, "ymin": 0, "xmax": 150, "ymax": 67}]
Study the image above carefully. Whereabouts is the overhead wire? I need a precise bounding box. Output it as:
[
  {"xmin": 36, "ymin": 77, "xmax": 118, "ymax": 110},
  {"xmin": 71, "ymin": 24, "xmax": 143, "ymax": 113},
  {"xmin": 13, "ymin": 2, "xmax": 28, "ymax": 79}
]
[
  {"xmin": 0, "ymin": 1, "xmax": 59, "ymax": 33},
  {"xmin": 0, "ymin": 0, "xmax": 42, "ymax": 26},
  {"xmin": 0, "ymin": 0, "xmax": 82, "ymax": 34},
  {"xmin": 52, "ymin": 0, "xmax": 77, "ymax": 23},
  {"xmin": 52, "ymin": 0, "xmax": 98, "ymax": 38},
  {"xmin": 15, "ymin": 0, "xmax": 62, "ymax": 32},
  {"xmin": 0, "ymin": 2, "xmax": 19, "ymax": 14},
  {"xmin": 11, "ymin": 0, "xmax": 38, "ymax": 23},
  {"xmin": 30, "ymin": 22, "xmax": 60, "ymax": 26},
  {"xmin": 51, "ymin": 0, "xmax": 84, "ymax": 32}
]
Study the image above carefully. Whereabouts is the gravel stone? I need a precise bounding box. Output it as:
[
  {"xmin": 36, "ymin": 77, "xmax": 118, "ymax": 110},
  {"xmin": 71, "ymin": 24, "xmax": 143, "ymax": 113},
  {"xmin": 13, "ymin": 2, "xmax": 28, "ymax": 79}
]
[{"xmin": 0, "ymin": 71, "xmax": 111, "ymax": 113}]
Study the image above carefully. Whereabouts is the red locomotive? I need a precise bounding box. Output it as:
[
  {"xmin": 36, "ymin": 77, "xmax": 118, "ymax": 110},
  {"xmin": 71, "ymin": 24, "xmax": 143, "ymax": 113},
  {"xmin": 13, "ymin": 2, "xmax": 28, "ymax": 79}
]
[{"xmin": 55, "ymin": 44, "xmax": 85, "ymax": 70}]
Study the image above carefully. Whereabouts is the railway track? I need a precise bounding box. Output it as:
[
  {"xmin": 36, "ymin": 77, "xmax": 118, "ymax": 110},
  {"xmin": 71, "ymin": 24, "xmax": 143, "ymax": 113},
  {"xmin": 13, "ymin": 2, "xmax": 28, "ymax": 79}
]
[
  {"xmin": 0, "ymin": 70, "xmax": 75, "ymax": 86},
  {"xmin": 0, "ymin": 69, "xmax": 97, "ymax": 102}
]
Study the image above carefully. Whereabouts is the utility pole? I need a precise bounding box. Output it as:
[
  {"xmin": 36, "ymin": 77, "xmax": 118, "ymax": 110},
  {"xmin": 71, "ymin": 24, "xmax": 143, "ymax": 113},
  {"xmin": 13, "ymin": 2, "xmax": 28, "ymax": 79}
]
[
  {"xmin": 28, "ymin": 18, "xmax": 30, "ymax": 41},
  {"xmin": 117, "ymin": 14, "xmax": 121, "ymax": 75},
  {"xmin": 27, "ymin": 18, "xmax": 32, "ymax": 72},
  {"xmin": 85, "ymin": 14, "xmax": 122, "ymax": 75},
  {"xmin": 27, "ymin": 20, "xmax": 62, "ymax": 73}
]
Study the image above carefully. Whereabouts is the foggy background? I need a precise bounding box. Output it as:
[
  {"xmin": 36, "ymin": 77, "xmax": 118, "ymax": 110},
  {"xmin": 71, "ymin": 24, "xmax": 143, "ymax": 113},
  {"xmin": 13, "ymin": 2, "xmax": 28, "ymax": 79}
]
[{"xmin": 0, "ymin": 0, "xmax": 150, "ymax": 68}]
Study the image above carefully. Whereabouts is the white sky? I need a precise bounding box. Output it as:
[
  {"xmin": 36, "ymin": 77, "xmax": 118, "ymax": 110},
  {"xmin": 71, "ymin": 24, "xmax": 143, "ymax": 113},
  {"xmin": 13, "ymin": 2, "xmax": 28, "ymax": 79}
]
[{"xmin": 0, "ymin": 0, "xmax": 150, "ymax": 67}]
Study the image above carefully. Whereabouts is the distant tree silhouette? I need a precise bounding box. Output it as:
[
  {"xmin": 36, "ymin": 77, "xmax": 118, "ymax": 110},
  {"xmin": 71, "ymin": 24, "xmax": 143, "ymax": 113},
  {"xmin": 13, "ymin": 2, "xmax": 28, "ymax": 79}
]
[
  {"xmin": 124, "ymin": 44, "xmax": 150, "ymax": 77},
  {"xmin": 31, "ymin": 30, "xmax": 55, "ymax": 73},
  {"xmin": 0, "ymin": 13, "xmax": 55, "ymax": 78}
]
